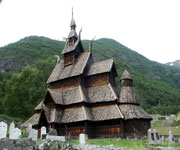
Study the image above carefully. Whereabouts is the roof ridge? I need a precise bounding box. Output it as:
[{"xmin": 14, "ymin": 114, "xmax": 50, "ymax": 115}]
[
  {"xmin": 115, "ymin": 104, "xmax": 124, "ymax": 119},
  {"xmin": 108, "ymin": 83, "xmax": 118, "ymax": 100}
]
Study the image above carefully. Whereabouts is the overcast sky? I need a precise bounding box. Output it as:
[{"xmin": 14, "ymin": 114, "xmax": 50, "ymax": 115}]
[{"xmin": 0, "ymin": 0, "xmax": 180, "ymax": 63}]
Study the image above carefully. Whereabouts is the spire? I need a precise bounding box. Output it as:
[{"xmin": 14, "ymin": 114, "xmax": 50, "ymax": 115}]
[
  {"xmin": 70, "ymin": 7, "xmax": 76, "ymax": 30},
  {"xmin": 120, "ymin": 65, "xmax": 132, "ymax": 81}
]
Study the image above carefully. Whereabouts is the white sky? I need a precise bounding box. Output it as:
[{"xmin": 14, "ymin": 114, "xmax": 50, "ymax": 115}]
[{"xmin": 0, "ymin": 0, "xmax": 180, "ymax": 63}]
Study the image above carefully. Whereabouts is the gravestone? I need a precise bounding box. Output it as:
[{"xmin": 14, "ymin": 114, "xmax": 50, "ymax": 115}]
[
  {"xmin": 79, "ymin": 133, "xmax": 88, "ymax": 145},
  {"xmin": 0, "ymin": 121, "xmax": 7, "ymax": 139},
  {"xmin": 48, "ymin": 128, "xmax": 57, "ymax": 136},
  {"xmin": 27, "ymin": 123, "xmax": 32, "ymax": 133},
  {"xmin": 41, "ymin": 126, "xmax": 46, "ymax": 139},
  {"xmin": 168, "ymin": 129, "xmax": 175, "ymax": 144},
  {"xmin": 9, "ymin": 122, "xmax": 15, "ymax": 136},
  {"xmin": 9, "ymin": 128, "xmax": 21, "ymax": 139},
  {"xmin": 148, "ymin": 129, "xmax": 155, "ymax": 145},
  {"xmin": 161, "ymin": 136, "xmax": 164, "ymax": 143},
  {"xmin": 28, "ymin": 129, "xmax": 38, "ymax": 141},
  {"xmin": 46, "ymin": 135, "xmax": 66, "ymax": 141},
  {"xmin": 154, "ymin": 129, "xmax": 161, "ymax": 144}
]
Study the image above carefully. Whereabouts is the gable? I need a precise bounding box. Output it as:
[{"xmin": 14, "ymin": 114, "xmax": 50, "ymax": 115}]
[{"xmin": 47, "ymin": 52, "xmax": 91, "ymax": 84}]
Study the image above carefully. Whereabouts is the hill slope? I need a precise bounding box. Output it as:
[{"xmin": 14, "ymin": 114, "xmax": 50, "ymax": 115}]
[
  {"xmin": 166, "ymin": 60, "xmax": 180, "ymax": 69},
  {"xmin": 0, "ymin": 36, "xmax": 180, "ymax": 117}
]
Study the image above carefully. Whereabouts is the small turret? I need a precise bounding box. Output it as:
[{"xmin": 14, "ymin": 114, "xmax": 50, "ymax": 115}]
[
  {"xmin": 118, "ymin": 65, "xmax": 139, "ymax": 104},
  {"xmin": 120, "ymin": 65, "xmax": 133, "ymax": 87}
]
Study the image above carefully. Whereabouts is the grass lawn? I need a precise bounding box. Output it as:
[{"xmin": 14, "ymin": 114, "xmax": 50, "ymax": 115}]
[
  {"xmin": 72, "ymin": 138, "xmax": 180, "ymax": 149},
  {"xmin": 72, "ymin": 138, "xmax": 146, "ymax": 150}
]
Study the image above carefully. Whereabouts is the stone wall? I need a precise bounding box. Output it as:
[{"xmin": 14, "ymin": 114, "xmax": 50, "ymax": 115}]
[{"xmin": 0, "ymin": 138, "xmax": 35, "ymax": 150}]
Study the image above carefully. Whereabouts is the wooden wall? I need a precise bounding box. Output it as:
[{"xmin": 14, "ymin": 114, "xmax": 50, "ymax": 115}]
[
  {"xmin": 86, "ymin": 73, "xmax": 108, "ymax": 88},
  {"xmin": 64, "ymin": 52, "xmax": 75, "ymax": 66},
  {"xmin": 50, "ymin": 76, "xmax": 81, "ymax": 91},
  {"xmin": 124, "ymin": 119, "xmax": 150, "ymax": 137}
]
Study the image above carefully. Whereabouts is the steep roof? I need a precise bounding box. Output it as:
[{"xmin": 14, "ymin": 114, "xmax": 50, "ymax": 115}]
[
  {"xmin": 118, "ymin": 86, "xmax": 139, "ymax": 104},
  {"xmin": 91, "ymin": 104, "xmax": 123, "ymax": 121},
  {"xmin": 47, "ymin": 52, "xmax": 90, "ymax": 83},
  {"xmin": 61, "ymin": 36, "xmax": 83, "ymax": 54},
  {"xmin": 34, "ymin": 101, "xmax": 43, "ymax": 111},
  {"xmin": 120, "ymin": 68, "xmax": 132, "ymax": 80},
  {"xmin": 45, "ymin": 86, "xmax": 88, "ymax": 105},
  {"xmin": 70, "ymin": 18, "xmax": 76, "ymax": 28},
  {"xmin": 44, "ymin": 106, "xmax": 63, "ymax": 123},
  {"xmin": 119, "ymin": 104, "xmax": 152, "ymax": 120},
  {"xmin": 86, "ymin": 59, "xmax": 117, "ymax": 76},
  {"xmin": 68, "ymin": 30, "xmax": 78, "ymax": 39},
  {"xmin": 61, "ymin": 106, "xmax": 93, "ymax": 123},
  {"xmin": 21, "ymin": 113, "xmax": 40, "ymax": 128},
  {"xmin": 87, "ymin": 83, "xmax": 118, "ymax": 103},
  {"xmin": 45, "ymin": 83, "xmax": 118, "ymax": 105}
]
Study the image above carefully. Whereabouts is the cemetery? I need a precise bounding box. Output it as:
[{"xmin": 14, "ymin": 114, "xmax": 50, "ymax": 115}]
[{"xmin": 0, "ymin": 120, "xmax": 180, "ymax": 149}]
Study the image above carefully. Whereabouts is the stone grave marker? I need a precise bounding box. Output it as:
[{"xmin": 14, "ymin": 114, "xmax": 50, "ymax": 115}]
[
  {"xmin": 46, "ymin": 135, "xmax": 66, "ymax": 141},
  {"xmin": 79, "ymin": 133, "xmax": 88, "ymax": 145},
  {"xmin": 154, "ymin": 129, "xmax": 161, "ymax": 144},
  {"xmin": 9, "ymin": 122, "xmax": 15, "ymax": 136},
  {"xmin": 169, "ymin": 129, "xmax": 175, "ymax": 144},
  {"xmin": 9, "ymin": 128, "xmax": 21, "ymax": 139},
  {"xmin": 0, "ymin": 121, "xmax": 7, "ymax": 139},
  {"xmin": 161, "ymin": 136, "xmax": 164, "ymax": 143},
  {"xmin": 41, "ymin": 126, "xmax": 46, "ymax": 139},
  {"xmin": 48, "ymin": 128, "xmax": 57, "ymax": 136},
  {"xmin": 148, "ymin": 129, "xmax": 155, "ymax": 145},
  {"xmin": 27, "ymin": 123, "xmax": 32, "ymax": 133},
  {"xmin": 28, "ymin": 129, "xmax": 38, "ymax": 141}
]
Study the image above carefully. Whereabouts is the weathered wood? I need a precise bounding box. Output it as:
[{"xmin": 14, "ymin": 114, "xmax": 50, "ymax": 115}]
[
  {"xmin": 64, "ymin": 52, "xmax": 75, "ymax": 66},
  {"xmin": 50, "ymin": 76, "xmax": 80, "ymax": 91},
  {"xmin": 86, "ymin": 73, "xmax": 108, "ymax": 88}
]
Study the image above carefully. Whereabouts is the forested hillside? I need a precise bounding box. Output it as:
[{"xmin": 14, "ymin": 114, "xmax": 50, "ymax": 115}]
[
  {"xmin": 166, "ymin": 60, "xmax": 180, "ymax": 69},
  {"xmin": 0, "ymin": 36, "xmax": 180, "ymax": 120}
]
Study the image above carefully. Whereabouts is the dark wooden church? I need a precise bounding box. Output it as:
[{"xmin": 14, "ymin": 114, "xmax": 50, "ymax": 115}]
[{"xmin": 23, "ymin": 12, "xmax": 152, "ymax": 138}]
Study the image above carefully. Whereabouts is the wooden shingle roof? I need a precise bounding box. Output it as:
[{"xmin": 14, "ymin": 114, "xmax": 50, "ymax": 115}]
[
  {"xmin": 21, "ymin": 113, "xmax": 40, "ymax": 128},
  {"xmin": 47, "ymin": 52, "xmax": 90, "ymax": 83},
  {"xmin": 119, "ymin": 104, "xmax": 152, "ymax": 120},
  {"xmin": 120, "ymin": 69, "xmax": 132, "ymax": 80},
  {"xmin": 34, "ymin": 101, "xmax": 43, "ymax": 111},
  {"xmin": 46, "ymin": 86, "xmax": 88, "ymax": 105},
  {"xmin": 87, "ymin": 83, "xmax": 118, "ymax": 103},
  {"xmin": 61, "ymin": 106, "xmax": 92, "ymax": 123},
  {"xmin": 61, "ymin": 37, "xmax": 83, "ymax": 54},
  {"xmin": 118, "ymin": 86, "xmax": 139, "ymax": 104},
  {"xmin": 91, "ymin": 104, "xmax": 124, "ymax": 121},
  {"xmin": 86, "ymin": 59, "xmax": 117, "ymax": 76}
]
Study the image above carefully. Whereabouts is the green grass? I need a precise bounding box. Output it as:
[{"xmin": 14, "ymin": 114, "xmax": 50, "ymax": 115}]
[
  {"xmin": 73, "ymin": 139, "xmax": 147, "ymax": 150},
  {"xmin": 72, "ymin": 139, "xmax": 180, "ymax": 149},
  {"xmin": 152, "ymin": 126, "xmax": 180, "ymax": 136}
]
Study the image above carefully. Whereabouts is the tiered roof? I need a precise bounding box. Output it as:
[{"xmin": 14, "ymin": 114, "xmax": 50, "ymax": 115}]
[
  {"xmin": 47, "ymin": 52, "xmax": 90, "ymax": 83},
  {"xmin": 118, "ymin": 67, "xmax": 152, "ymax": 120},
  {"xmin": 22, "ymin": 11, "xmax": 152, "ymax": 129}
]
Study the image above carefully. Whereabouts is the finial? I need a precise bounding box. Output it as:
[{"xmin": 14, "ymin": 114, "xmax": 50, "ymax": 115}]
[
  {"xmin": 88, "ymin": 36, "xmax": 96, "ymax": 53},
  {"xmin": 72, "ymin": 7, "xmax": 73, "ymax": 19},
  {"xmin": 54, "ymin": 55, "xmax": 60, "ymax": 63},
  {"xmin": 124, "ymin": 64, "xmax": 127, "ymax": 70}
]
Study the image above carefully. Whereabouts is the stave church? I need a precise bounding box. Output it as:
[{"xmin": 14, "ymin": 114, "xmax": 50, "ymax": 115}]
[{"xmin": 23, "ymin": 11, "xmax": 152, "ymax": 138}]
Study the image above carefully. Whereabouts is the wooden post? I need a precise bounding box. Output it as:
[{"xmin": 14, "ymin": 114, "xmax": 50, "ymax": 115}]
[
  {"xmin": 65, "ymin": 124, "xmax": 67, "ymax": 135},
  {"xmin": 85, "ymin": 121, "xmax": 87, "ymax": 134}
]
